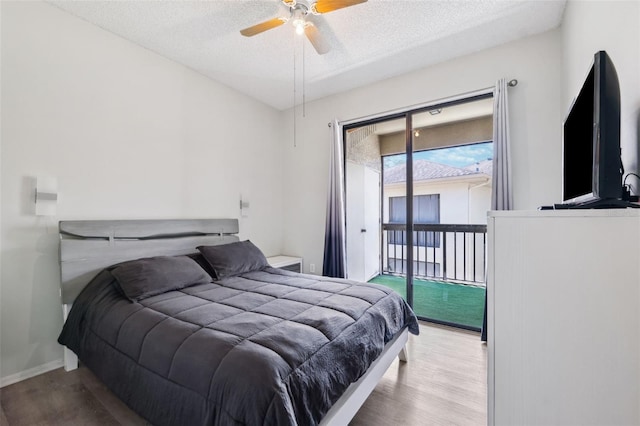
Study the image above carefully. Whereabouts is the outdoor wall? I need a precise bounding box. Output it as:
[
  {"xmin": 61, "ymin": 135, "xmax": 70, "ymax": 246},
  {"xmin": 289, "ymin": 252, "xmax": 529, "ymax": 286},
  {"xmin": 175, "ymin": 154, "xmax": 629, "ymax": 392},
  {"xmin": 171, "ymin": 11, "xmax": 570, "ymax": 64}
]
[
  {"xmin": 468, "ymin": 184, "xmax": 492, "ymax": 224},
  {"xmin": 1, "ymin": 1, "xmax": 283, "ymax": 384},
  {"xmin": 345, "ymin": 130, "xmax": 381, "ymax": 171},
  {"xmin": 380, "ymin": 116, "xmax": 493, "ymax": 156},
  {"xmin": 383, "ymin": 178, "xmax": 491, "ymax": 226},
  {"xmin": 281, "ymin": 29, "xmax": 563, "ymax": 275}
]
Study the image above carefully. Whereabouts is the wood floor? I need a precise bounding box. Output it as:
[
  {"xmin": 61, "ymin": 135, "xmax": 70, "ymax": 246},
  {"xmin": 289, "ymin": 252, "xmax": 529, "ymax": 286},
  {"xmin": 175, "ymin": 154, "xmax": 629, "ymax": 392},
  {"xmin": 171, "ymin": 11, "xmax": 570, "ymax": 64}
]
[{"xmin": 0, "ymin": 322, "xmax": 487, "ymax": 425}]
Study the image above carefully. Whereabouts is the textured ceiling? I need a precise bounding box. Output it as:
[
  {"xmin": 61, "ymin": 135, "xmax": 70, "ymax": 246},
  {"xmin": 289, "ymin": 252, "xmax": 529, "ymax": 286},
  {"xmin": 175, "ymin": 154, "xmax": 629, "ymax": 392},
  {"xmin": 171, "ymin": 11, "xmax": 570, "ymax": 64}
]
[{"xmin": 50, "ymin": 0, "xmax": 566, "ymax": 110}]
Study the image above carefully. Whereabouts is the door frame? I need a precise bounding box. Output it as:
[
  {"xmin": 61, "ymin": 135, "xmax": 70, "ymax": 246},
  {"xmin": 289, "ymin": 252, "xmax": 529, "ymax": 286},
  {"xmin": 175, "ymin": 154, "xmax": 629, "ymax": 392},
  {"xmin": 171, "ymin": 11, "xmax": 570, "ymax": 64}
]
[{"xmin": 342, "ymin": 91, "xmax": 494, "ymax": 326}]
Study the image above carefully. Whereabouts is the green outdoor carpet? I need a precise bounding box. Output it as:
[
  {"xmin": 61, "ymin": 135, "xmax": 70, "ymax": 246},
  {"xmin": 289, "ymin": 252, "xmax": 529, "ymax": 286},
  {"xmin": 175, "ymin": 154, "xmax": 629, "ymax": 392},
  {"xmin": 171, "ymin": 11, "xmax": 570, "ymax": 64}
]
[{"xmin": 368, "ymin": 275, "xmax": 485, "ymax": 329}]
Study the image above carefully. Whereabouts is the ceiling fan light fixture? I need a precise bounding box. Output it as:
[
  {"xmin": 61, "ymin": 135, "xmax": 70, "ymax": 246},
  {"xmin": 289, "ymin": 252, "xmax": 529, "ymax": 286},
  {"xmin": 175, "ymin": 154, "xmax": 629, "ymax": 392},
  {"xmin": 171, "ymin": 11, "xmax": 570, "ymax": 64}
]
[
  {"xmin": 293, "ymin": 18, "xmax": 306, "ymax": 35},
  {"xmin": 241, "ymin": 0, "xmax": 368, "ymax": 53},
  {"xmin": 291, "ymin": 5, "xmax": 308, "ymax": 36}
]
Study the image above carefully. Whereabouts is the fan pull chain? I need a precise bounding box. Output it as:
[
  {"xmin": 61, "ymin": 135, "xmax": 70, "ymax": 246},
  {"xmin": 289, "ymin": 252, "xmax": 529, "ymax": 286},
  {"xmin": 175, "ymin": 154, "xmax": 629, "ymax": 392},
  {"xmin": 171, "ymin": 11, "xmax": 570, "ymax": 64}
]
[
  {"xmin": 293, "ymin": 35, "xmax": 297, "ymax": 148},
  {"xmin": 302, "ymin": 38, "xmax": 306, "ymax": 118}
]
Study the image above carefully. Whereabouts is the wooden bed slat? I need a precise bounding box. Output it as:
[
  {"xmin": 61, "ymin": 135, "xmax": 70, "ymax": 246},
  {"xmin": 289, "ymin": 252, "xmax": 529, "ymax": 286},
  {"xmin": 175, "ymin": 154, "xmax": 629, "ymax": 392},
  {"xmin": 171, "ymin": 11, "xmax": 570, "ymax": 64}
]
[
  {"xmin": 59, "ymin": 219, "xmax": 239, "ymax": 239},
  {"xmin": 59, "ymin": 235, "xmax": 236, "ymax": 262}
]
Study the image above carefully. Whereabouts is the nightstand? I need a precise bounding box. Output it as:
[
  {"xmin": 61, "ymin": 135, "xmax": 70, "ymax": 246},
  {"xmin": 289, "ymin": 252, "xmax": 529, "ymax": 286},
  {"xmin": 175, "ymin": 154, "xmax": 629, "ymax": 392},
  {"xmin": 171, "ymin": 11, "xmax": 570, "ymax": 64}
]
[{"xmin": 267, "ymin": 255, "xmax": 303, "ymax": 273}]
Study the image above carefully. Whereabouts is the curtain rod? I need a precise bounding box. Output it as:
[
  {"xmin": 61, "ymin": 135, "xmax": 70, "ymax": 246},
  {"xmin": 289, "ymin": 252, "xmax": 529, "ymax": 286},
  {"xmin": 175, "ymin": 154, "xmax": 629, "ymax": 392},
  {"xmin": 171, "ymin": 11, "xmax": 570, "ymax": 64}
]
[{"xmin": 328, "ymin": 79, "xmax": 518, "ymax": 127}]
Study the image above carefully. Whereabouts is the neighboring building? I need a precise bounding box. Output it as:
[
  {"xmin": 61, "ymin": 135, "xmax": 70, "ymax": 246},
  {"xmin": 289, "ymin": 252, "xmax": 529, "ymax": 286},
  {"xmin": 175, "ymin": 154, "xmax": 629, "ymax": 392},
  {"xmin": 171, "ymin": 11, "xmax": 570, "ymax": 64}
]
[
  {"xmin": 382, "ymin": 158, "xmax": 492, "ymax": 282},
  {"xmin": 383, "ymin": 158, "xmax": 492, "ymax": 226}
]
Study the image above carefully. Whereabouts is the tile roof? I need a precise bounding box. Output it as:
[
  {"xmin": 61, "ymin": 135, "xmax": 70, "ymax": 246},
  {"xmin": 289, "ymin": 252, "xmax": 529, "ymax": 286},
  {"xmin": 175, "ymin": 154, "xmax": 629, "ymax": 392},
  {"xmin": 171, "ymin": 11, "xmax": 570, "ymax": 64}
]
[
  {"xmin": 464, "ymin": 159, "xmax": 493, "ymax": 175},
  {"xmin": 384, "ymin": 159, "xmax": 492, "ymax": 184}
]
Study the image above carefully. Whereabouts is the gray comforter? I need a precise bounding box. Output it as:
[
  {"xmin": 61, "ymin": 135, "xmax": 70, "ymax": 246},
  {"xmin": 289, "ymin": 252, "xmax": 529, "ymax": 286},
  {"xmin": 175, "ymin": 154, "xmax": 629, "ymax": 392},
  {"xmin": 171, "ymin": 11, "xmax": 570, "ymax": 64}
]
[{"xmin": 59, "ymin": 267, "xmax": 419, "ymax": 425}]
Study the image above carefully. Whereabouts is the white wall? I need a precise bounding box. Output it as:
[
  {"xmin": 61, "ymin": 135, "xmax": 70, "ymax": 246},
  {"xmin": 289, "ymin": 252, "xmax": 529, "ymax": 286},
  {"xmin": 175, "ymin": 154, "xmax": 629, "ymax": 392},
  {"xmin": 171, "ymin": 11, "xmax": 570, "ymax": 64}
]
[
  {"xmin": 383, "ymin": 178, "xmax": 491, "ymax": 225},
  {"xmin": 0, "ymin": 1, "xmax": 283, "ymax": 382},
  {"xmin": 469, "ymin": 184, "xmax": 492, "ymax": 224},
  {"xmin": 561, "ymin": 0, "xmax": 640, "ymax": 178},
  {"xmin": 281, "ymin": 29, "xmax": 564, "ymax": 275}
]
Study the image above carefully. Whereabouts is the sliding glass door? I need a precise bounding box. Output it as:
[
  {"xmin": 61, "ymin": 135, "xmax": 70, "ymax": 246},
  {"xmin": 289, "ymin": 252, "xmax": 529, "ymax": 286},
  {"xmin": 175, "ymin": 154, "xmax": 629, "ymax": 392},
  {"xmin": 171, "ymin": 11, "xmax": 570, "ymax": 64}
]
[{"xmin": 346, "ymin": 95, "xmax": 492, "ymax": 330}]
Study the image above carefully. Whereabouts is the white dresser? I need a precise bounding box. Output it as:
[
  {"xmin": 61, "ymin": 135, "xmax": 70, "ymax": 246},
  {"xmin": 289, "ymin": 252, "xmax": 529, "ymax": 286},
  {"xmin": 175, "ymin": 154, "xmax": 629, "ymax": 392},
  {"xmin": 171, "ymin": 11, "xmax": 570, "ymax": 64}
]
[{"xmin": 487, "ymin": 209, "xmax": 640, "ymax": 426}]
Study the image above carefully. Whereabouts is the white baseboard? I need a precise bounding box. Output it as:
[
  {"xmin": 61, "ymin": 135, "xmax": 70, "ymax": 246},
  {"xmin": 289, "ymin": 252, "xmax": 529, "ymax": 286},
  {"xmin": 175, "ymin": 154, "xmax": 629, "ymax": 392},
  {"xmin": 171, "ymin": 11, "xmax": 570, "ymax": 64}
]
[{"xmin": 0, "ymin": 358, "xmax": 64, "ymax": 388}]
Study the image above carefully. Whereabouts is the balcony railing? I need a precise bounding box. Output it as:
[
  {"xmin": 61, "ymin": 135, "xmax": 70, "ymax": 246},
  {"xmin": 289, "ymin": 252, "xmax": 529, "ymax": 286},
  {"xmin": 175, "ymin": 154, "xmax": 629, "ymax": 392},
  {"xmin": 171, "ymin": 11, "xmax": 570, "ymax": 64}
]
[{"xmin": 382, "ymin": 223, "xmax": 487, "ymax": 285}]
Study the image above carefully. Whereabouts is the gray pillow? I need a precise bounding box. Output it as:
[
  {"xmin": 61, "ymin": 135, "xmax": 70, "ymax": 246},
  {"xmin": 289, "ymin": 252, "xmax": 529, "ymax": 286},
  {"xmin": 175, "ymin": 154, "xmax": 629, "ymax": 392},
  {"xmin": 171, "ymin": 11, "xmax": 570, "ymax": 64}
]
[
  {"xmin": 197, "ymin": 240, "xmax": 269, "ymax": 279},
  {"xmin": 111, "ymin": 256, "xmax": 211, "ymax": 301},
  {"xmin": 187, "ymin": 253, "xmax": 219, "ymax": 280}
]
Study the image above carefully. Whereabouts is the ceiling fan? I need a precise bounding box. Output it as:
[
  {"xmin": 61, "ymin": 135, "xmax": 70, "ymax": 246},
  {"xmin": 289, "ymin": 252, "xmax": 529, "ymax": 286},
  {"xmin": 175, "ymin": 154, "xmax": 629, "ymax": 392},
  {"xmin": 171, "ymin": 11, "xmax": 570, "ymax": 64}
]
[{"xmin": 240, "ymin": 0, "xmax": 367, "ymax": 55}]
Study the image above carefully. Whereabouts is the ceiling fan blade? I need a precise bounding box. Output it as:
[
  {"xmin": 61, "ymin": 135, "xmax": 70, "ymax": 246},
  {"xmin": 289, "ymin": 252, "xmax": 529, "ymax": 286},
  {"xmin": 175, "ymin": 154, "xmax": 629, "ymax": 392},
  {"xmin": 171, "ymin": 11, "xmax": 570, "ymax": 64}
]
[
  {"xmin": 313, "ymin": 0, "xmax": 367, "ymax": 14},
  {"xmin": 305, "ymin": 24, "xmax": 330, "ymax": 55},
  {"xmin": 240, "ymin": 17, "xmax": 286, "ymax": 37}
]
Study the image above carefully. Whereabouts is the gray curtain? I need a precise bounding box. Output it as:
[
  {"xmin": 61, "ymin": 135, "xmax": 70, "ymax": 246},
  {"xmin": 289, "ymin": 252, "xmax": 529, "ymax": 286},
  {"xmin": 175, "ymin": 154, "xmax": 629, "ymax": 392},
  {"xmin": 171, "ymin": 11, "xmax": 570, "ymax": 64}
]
[
  {"xmin": 491, "ymin": 78, "xmax": 514, "ymax": 211},
  {"xmin": 482, "ymin": 78, "xmax": 513, "ymax": 341},
  {"xmin": 322, "ymin": 119, "xmax": 347, "ymax": 278}
]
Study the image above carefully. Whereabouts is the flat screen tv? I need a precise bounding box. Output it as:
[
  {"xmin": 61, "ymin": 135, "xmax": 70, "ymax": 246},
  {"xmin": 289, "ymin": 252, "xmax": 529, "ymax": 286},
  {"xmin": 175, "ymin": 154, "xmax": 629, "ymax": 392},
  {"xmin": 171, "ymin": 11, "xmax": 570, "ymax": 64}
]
[{"xmin": 562, "ymin": 50, "xmax": 625, "ymax": 208}]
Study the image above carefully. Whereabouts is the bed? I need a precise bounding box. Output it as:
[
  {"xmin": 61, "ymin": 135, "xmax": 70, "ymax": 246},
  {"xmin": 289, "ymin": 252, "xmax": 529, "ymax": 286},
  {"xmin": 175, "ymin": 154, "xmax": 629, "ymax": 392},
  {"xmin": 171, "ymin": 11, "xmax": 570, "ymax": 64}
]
[{"xmin": 57, "ymin": 219, "xmax": 419, "ymax": 425}]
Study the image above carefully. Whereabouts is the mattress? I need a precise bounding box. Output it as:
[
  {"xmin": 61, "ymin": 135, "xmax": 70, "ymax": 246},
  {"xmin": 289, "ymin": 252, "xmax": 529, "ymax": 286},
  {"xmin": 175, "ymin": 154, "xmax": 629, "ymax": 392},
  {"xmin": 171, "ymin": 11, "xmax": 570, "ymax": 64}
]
[{"xmin": 59, "ymin": 266, "xmax": 419, "ymax": 425}]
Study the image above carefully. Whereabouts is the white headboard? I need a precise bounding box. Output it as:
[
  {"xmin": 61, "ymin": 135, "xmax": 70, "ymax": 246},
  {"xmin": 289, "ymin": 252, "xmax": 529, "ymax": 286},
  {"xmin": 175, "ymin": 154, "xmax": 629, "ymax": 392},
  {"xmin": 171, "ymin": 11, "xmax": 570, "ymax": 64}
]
[{"xmin": 59, "ymin": 219, "xmax": 239, "ymax": 304}]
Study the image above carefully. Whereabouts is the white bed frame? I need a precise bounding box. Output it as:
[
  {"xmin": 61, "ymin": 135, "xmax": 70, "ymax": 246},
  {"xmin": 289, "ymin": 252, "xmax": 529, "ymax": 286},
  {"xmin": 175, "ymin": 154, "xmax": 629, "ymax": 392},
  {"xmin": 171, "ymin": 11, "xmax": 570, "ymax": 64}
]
[{"xmin": 59, "ymin": 219, "xmax": 409, "ymax": 425}]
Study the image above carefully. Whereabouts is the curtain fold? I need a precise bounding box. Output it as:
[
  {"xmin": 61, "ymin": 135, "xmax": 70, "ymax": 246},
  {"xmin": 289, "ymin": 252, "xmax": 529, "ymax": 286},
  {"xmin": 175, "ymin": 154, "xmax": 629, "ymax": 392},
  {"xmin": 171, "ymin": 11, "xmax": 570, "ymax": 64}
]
[
  {"xmin": 482, "ymin": 78, "xmax": 513, "ymax": 341},
  {"xmin": 322, "ymin": 119, "xmax": 347, "ymax": 278},
  {"xmin": 491, "ymin": 79, "xmax": 514, "ymax": 211}
]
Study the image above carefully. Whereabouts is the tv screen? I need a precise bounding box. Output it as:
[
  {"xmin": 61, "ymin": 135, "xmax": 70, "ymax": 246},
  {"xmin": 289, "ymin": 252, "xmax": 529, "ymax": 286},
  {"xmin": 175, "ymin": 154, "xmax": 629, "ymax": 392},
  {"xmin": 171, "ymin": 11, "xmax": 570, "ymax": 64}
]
[
  {"xmin": 562, "ymin": 51, "xmax": 622, "ymax": 206},
  {"xmin": 563, "ymin": 68, "xmax": 595, "ymax": 203}
]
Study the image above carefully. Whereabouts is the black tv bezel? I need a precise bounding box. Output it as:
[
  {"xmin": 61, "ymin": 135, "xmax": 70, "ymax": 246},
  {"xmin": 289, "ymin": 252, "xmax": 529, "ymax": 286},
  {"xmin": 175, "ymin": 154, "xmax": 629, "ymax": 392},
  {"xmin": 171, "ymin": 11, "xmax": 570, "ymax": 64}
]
[{"xmin": 562, "ymin": 50, "xmax": 622, "ymax": 205}]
